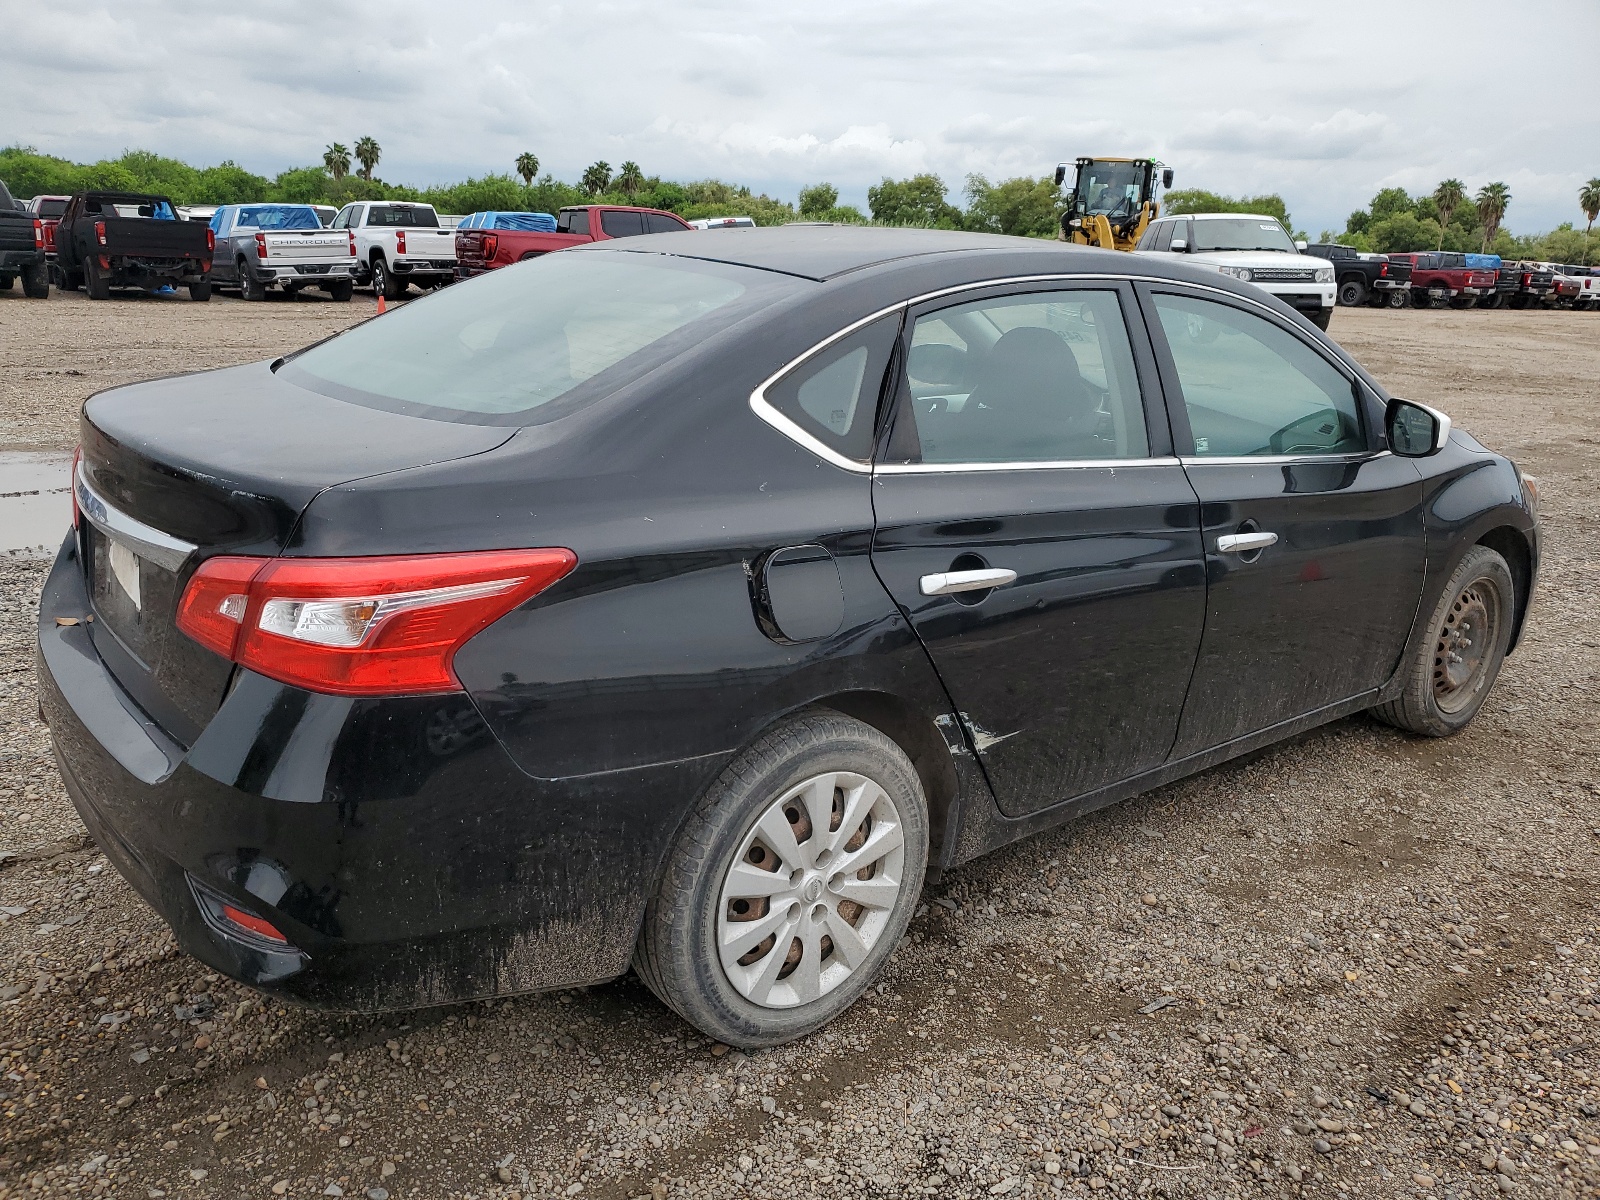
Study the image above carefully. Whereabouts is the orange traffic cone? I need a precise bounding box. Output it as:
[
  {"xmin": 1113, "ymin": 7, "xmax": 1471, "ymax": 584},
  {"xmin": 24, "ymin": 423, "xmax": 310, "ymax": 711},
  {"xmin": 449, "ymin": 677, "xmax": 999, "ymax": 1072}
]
[{"xmin": 376, "ymin": 294, "xmax": 387, "ymax": 315}]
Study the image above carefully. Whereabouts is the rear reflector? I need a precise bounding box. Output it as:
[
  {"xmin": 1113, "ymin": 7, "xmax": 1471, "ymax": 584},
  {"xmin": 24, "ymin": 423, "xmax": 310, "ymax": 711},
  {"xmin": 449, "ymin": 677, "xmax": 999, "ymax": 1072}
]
[
  {"xmin": 176, "ymin": 549, "xmax": 577, "ymax": 696},
  {"xmin": 482, "ymin": 233, "xmax": 498, "ymax": 259},
  {"xmin": 221, "ymin": 904, "xmax": 288, "ymax": 944}
]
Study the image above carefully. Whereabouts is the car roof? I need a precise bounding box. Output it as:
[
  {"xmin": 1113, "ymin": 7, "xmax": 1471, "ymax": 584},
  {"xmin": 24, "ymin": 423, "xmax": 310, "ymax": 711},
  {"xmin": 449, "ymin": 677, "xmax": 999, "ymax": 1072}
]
[{"xmin": 574, "ymin": 224, "xmax": 1100, "ymax": 282}]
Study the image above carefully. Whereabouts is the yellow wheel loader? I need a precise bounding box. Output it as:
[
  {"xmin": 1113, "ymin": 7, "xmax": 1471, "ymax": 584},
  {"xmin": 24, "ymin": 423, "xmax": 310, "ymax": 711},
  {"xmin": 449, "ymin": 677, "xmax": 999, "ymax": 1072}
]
[{"xmin": 1054, "ymin": 158, "xmax": 1174, "ymax": 251}]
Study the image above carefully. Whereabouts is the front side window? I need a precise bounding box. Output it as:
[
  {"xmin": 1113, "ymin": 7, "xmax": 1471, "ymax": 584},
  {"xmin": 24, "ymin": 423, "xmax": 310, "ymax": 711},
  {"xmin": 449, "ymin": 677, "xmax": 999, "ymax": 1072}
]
[
  {"xmin": 892, "ymin": 289, "xmax": 1149, "ymax": 465},
  {"xmin": 1189, "ymin": 218, "xmax": 1296, "ymax": 253},
  {"xmin": 1152, "ymin": 293, "xmax": 1362, "ymax": 458},
  {"xmin": 1153, "ymin": 221, "xmax": 1176, "ymax": 251},
  {"xmin": 331, "ymin": 207, "xmax": 351, "ymax": 230},
  {"xmin": 762, "ymin": 315, "xmax": 899, "ymax": 462},
  {"xmin": 645, "ymin": 212, "xmax": 686, "ymax": 234},
  {"xmin": 284, "ymin": 252, "xmax": 793, "ymax": 425}
]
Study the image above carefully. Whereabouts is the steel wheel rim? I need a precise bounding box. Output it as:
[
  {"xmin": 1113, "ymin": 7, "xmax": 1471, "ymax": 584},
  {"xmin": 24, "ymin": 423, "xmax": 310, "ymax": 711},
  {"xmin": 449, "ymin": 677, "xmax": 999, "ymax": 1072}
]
[
  {"xmin": 716, "ymin": 771, "xmax": 905, "ymax": 1010},
  {"xmin": 1433, "ymin": 577, "xmax": 1501, "ymax": 714}
]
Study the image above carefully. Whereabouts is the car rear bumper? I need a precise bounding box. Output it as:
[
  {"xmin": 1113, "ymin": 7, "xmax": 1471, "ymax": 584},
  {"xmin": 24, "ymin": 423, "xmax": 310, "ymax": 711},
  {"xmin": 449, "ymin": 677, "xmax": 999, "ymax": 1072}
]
[
  {"xmin": 35, "ymin": 533, "xmax": 664, "ymax": 1013},
  {"xmin": 1373, "ymin": 279, "xmax": 1407, "ymax": 290},
  {"xmin": 0, "ymin": 249, "xmax": 45, "ymax": 271},
  {"xmin": 248, "ymin": 265, "xmax": 358, "ymax": 283}
]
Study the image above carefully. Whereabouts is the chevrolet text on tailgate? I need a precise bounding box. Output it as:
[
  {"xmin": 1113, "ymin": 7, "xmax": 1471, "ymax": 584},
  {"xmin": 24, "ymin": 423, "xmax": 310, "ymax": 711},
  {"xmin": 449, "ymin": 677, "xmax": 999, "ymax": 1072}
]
[
  {"xmin": 37, "ymin": 227, "xmax": 1540, "ymax": 1048},
  {"xmin": 334, "ymin": 200, "xmax": 456, "ymax": 300},
  {"xmin": 208, "ymin": 204, "xmax": 358, "ymax": 302}
]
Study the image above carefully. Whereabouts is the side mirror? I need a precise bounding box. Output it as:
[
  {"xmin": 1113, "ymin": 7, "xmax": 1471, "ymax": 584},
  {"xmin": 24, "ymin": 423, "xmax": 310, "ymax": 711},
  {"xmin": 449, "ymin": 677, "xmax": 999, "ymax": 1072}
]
[
  {"xmin": 1170, "ymin": 238, "xmax": 1188, "ymax": 253},
  {"xmin": 1053, "ymin": 164, "xmax": 1067, "ymax": 187},
  {"xmin": 1161, "ymin": 167, "xmax": 1174, "ymax": 189},
  {"xmin": 1294, "ymin": 239, "xmax": 1308, "ymax": 251},
  {"xmin": 1386, "ymin": 398, "xmax": 1451, "ymax": 457}
]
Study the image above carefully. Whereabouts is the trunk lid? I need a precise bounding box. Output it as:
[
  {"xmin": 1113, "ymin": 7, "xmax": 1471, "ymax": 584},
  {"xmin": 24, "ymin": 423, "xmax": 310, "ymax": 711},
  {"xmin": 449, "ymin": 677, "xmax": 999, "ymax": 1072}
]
[{"xmin": 77, "ymin": 360, "xmax": 514, "ymax": 744}]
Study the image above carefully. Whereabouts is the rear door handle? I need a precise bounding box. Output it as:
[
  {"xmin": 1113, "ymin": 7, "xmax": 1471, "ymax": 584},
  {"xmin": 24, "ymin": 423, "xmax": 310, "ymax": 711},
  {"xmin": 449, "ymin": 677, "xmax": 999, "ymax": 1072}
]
[
  {"xmin": 1216, "ymin": 531, "xmax": 1278, "ymax": 554},
  {"xmin": 919, "ymin": 568, "xmax": 1018, "ymax": 596}
]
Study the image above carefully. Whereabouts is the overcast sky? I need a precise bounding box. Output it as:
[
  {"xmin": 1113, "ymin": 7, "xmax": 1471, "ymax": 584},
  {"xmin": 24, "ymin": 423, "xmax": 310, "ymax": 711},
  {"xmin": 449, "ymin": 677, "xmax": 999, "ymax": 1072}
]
[{"xmin": 8, "ymin": 0, "xmax": 1597, "ymax": 235}]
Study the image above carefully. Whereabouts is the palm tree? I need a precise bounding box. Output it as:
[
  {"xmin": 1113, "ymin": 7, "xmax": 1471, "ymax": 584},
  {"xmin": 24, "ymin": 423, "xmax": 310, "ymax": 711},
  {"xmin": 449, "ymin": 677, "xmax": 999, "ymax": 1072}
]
[
  {"xmin": 323, "ymin": 143, "xmax": 351, "ymax": 181},
  {"xmin": 1431, "ymin": 179, "xmax": 1465, "ymax": 249},
  {"xmin": 616, "ymin": 161, "xmax": 644, "ymax": 197},
  {"xmin": 581, "ymin": 161, "xmax": 613, "ymax": 196},
  {"xmin": 354, "ymin": 137, "xmax": 381, "ymax": 181},
  {"xmin": 1475, "ymin": 182, "xmax": 1510, "ymax": 252},
  {"xmin": 1581, "ymin": 178, "xmax": 1600, "ymax": 260},
  {"xmin": 516, "ymin": 152, "xmax": 540, "ymax": 187}
]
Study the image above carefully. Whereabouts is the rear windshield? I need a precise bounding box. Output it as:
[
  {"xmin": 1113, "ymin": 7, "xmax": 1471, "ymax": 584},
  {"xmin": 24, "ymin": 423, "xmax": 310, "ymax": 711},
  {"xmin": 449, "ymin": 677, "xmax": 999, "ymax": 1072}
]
[
  {"xmin": 235, "ymin": 205, "xmax": 322, "ymax": 231},
  {"xmin": 283, "ymin": 252, "xmax": 797, "ymax": 425},
  {"xmin": 367, "ymin": 205, "xmax": 440, "ymax": 228},
  {"xmin": 35, "ymin": 199, "xmax": 68, "ymax": 218}
]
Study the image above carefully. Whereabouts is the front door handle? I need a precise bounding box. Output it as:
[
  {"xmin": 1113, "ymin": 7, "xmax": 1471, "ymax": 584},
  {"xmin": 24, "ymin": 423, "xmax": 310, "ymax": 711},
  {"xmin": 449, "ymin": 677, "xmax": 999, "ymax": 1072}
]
[
  {"xmin": 920, "ymin": 568, "xmax": 1018, "ymax": 596},
  {"xmin": 1216, "ymin": 531, "xmax": 1279, "ymax": 554}
]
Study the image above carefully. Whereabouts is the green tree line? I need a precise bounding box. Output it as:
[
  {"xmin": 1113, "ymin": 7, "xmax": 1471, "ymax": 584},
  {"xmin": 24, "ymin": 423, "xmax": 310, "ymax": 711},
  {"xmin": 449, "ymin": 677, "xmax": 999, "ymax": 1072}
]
[{"xmin": 1326, "ymin": 178, "xmax": 1600, "ymax": 264}]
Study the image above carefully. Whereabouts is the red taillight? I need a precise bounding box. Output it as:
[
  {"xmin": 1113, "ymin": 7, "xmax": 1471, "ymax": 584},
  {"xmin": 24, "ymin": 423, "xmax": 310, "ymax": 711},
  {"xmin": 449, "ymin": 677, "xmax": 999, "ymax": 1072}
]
[
  {"xmin": 1522, "ymin": 273, "xmax": 1532, "ymax": 287},
  {"xmin": 255, "ymin": 231, "xmax": 268, "ymax": 259},
  {"xmin": 481, "ymin": 233, "xmax": 498, "ymax": 259},
  {"xmin": 348, "ymin": 231, "xmax": 357, "ymax": 257},
  {"xmin": 176, "ymin": 549, "xmax": 578, "ymax": 696},
  {"xmin": 33, "ymin": 218, "xmax": 43, "ymax": 249},
  {"xmin": 70, "ymin": 446, "xmax": 82, "ymax": 530},
  {"xmin": 94, "ymin": 220, "xmax": 106, "ymax": 246},
  {"xmin": 221, "ymin": 904, "xmax": 288, "ymax": 944},
  {"xmin": 206, "ymin": 228, "xmax": 215, "ymax": 253},
  {"xmin": 396, "ymin": 230, "xmax": 407, "ymax": 254},
  {"xmin": 1378, "ymin": 262, "xmax": 1388, "ymax": 278}
]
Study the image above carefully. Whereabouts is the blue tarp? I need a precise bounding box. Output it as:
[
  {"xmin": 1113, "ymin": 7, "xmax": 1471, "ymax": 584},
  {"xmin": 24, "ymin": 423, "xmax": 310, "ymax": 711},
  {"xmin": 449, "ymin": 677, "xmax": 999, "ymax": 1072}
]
[
  {"xmin": 1463, "ymin": 253, "xmax": 1502, "ymax": 270},
  {"xmin": 228, "ymin": 205, "xmax": 323, "ymax": 231},
  {"xmin": 461, "ymin": 211, "xmax": 557, "ymax": 232}
]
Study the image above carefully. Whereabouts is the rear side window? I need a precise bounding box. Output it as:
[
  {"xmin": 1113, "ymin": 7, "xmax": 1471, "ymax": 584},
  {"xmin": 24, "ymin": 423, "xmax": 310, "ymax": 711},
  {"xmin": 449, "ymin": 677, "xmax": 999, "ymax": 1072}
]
[
  {"xmin": 285, "ymin": 252, "xmax": 792, "ymax": 425},
  {"xmin": 762, "ymin": 315, "xmax": 900, "ymax": 462},
  {"xmin": 557, "ymin": 209, "xmax": 591, "ymax": 235},
  {"xmin": 645, "ymin": 213, "xmax": 686, "ymax": 234},
  {"xmin": 891, "ymin": 289, "xmax": 1148, "ymax": 465},
  {"xmin": 601, "ymin": 210, "xmax": 646, "ymax": 238}
]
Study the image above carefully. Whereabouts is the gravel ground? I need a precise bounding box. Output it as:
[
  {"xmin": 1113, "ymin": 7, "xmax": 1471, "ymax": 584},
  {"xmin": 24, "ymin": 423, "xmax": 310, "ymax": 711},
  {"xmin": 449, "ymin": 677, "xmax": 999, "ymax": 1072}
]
[{"xmin": 1, "ymin": 289, "xmax": 1598, "ymax": 1200}]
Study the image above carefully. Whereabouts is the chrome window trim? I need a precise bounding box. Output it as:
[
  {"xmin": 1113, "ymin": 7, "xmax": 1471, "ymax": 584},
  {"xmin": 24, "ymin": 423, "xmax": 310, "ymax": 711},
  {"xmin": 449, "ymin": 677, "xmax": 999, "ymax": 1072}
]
[
  {"xmin": 74, "ymin": 466, "xmax": 197, "ymax": 571},
  {"xmin": 876, "ymin": 456, "xmax": 1180, "ymax": 475},
  {"xmin": 1178, "ymin": 450, "xmax": 1392, "ymax": 468},
  {"xmin": 747, "ymin": 271, "xmax": 1354, "ymax": 474}
]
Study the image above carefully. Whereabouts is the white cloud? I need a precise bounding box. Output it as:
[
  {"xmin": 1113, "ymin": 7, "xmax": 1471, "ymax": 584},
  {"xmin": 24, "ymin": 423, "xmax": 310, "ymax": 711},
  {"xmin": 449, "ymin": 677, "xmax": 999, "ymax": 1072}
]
[{"xmin": 4, "ymin": 0, "xmax": 1598, "ymax": 234}]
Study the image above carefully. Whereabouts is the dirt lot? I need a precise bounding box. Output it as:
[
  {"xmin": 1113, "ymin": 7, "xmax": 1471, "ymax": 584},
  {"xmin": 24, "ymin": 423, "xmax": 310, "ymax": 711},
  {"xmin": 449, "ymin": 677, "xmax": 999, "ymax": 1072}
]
[{"xmin": 1, "ymin": 289, "xmax": 1598, "ymax": 1200}]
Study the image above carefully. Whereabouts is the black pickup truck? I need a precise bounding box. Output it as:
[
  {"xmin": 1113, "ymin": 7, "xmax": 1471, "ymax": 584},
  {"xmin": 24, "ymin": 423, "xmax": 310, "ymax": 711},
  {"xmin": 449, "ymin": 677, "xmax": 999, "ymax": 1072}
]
[
  {"xmin": 55, "ymin": 191, "xmax": 212, "ymax": 301},
  {"xmin": 1486, "ymin": 262, "xmax": 1555, "ymax": 310},
  {"xmin": 0, "ymin": 179, "xmax": 50, "ymax": 299},
  {"xmin": 1305, "ymin": 243, "xmax": 1413, "ymax": 307}
]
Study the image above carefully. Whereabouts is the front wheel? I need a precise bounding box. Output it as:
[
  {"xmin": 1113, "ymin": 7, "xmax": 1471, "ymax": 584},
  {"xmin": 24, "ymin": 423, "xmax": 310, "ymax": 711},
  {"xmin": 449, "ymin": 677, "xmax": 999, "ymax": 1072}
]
[
  {"xmin": 1373, "ymin": 545, "xmax": 1515, "ymax": 737},
  {"xmin": 1309, "ymin": 307, "xmax": 1332, "ymax": 332},
  {"xmin": 634, "ymin": 710, "xmax": 929, "ymax": 1048},
  {"xmin": 1337, "ymin": 279, "xmax": 1366, "ymax": 307}
]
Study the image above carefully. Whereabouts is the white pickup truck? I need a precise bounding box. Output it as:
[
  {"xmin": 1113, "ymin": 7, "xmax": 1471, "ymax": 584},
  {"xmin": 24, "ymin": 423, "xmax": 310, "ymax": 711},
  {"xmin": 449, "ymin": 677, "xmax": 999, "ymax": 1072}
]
[
  {"xmin": 331, "ymin": 201, "xmax": 457, "ymax": 300},
  {"xmin": 207, "ymin": 204, "xmax": 359, "ymax": 302}
]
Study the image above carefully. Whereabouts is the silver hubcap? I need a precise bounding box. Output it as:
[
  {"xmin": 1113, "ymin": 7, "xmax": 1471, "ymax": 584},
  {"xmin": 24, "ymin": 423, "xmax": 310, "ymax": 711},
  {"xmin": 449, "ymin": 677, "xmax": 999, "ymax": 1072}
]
[{"xmin": 717, "ymin": 771, "xmax": 905, "ymax": 1010}]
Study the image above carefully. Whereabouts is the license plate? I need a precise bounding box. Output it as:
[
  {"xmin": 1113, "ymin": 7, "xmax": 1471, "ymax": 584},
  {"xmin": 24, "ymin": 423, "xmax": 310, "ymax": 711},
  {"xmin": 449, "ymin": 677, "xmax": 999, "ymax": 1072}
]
[{"xmin": 108, "ymin": 538, "xmax": 142, "ymax": 611}]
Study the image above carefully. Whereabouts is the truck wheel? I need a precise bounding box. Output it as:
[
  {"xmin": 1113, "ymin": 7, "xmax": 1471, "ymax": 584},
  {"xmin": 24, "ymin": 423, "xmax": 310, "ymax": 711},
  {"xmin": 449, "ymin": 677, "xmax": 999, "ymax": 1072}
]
[
  {"xmin": 21, "ymin": 263, "xmax": 49, "ymax": 298},
  {"xmin": 327, "ymin": 280, "xmax": 354, "ymax": 302},
  {"xmin": 239, "ymin": 263, "xmax": 266, "ymax": 301},
  {"xmin": 1337, "ymin": 279, "xmax": 1366, "ymax": 307},
  {"xmin": 1450, "ymin": 296, "xmax": 1477, "ymax": 310},
  {"xmin": 371, "ymin": 257, "xmax": 404, "ymax": 301},
  {"xmin": 634, "ymin": 710, "xmax": 929, "ymax": 1049},
  {"xmin": 1372, "ymin": 546, "xmax": 1514, "ymax": 738},
  {"xmin": 1478, "ymin": 294, "xmax": 1504, "ymax": 310},
  {"xmin": 1309, "ymin": 308, "xmax": 1332, "ymax": 332},
  {"xmin": 1411, "ymin": 289, "xmax": 1433, "ymax": 310},
  {"xmin": 84, "ymin": 260, "xmax": 111, "ymax": 301},
  {"xmin": 188, "ymin": 279, "xmax": 211, "ymax": 302}
]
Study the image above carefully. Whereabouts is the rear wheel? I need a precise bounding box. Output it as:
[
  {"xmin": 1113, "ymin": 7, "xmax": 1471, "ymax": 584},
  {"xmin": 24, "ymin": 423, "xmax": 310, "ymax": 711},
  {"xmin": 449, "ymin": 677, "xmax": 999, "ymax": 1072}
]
[
  {"xmin": 371, "ymin": 257, "xmax": 404, "ymax": 300},
  {"xmin": 188, "ymin": 279, "xmax": 211, "ymax": 302},
  {"xmin": 1337, "ymin": 278, "xmax": 1366, "ymax": 307},
  {"xmin": 1478, "ymin": 293, "xmax": 1505, "ymax": 310},
  {"xmin": 21, "ymin": 262, "xmax": 49, "ymax": 298},
  {"xmin": 1508, "ymin": 294, "xmax": 1529, "ymax": 310},
  {"xmin": 239, "ymin": 263, "xmax": 266, "ymax": 302},
  {"xmin": 0, "ymin": 273, "xmax": 13, "ymax": 292},
  {"xmin": 1450, "ymin": 295, "xmax": 1478, "ymax": 309},
  {"xmin": 634, "ymin": 710, "xmax": 929, "ymax": 1048},
  {"xmin": 1372, "ymin": 545, "xmax": 1514, "ymax": 737},
  {"xmin": 327, "ymin": 279, "xmax": 354, "ymax": 302},
  {"xmin": 1309, "ymin": 307, "xmax": 1332, "ymax": 332},
  {"xmin": 84, "ymin": 259, "xmax": 110, "ymax": 301},
  {"xmin": 1387, "ymin": 289, "xmax": 1409, "ymax": 309}
]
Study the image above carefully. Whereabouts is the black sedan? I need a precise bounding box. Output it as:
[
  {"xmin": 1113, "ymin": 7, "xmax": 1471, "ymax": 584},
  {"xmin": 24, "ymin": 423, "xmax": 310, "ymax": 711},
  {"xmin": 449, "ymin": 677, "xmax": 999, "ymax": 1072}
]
[{"xmin": 38, "ymin": 228, "xmax": 1539, "ymax": 1047}]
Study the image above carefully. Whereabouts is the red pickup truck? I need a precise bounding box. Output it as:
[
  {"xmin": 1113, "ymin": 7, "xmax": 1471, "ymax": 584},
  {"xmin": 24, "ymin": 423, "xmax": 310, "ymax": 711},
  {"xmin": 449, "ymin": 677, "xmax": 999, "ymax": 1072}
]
[
  {"xmin": 1385, "ymin": 251, "xmax": 1498, "ymax": 309},
  {"xmin": 24, "ymin": 195, "xmax": 70, "ymax": 263},
  {"xmin": 455, "ymin": 204, "xmax": 692, "ymax": 277}
]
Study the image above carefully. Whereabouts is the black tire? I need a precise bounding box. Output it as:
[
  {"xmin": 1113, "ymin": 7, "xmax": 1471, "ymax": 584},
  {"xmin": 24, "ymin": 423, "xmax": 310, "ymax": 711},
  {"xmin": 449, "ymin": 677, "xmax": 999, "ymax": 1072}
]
[
  {"xmin": 0, "ymin": 274, "xmax": 13, "ymax": 292},
  {"xmin": 1387, "ymin": 289, "xmax": 1409, "ymax": 309},
  {"xmin": 1509, "ymin": 294, "xmax": 1529, "ymax": 310},
  {"xmin": 371, "ymin": 256, "xmax": 404, "ymax": 301},
  {"xmin": 188, "ymin": 279, "xmax": 211, "ymax": 302},
  {"xmin": 21, "ymin": 262, "xmax": 49, "ymax": 298},
  {"xmin": 634, "ymin": 710, "xmax": 929, "ymax": 1048},
  {"xmin": 1450, "ymin": 295, "xmax": 1478, "ymax": 309},
  {"xmin": 327, "ymin": 279, "xmax": 353, "ymax": 302},
  {"xmin": 1479, "ymin": 293, "xmax": 1505, "ymax": 310},
  {"xmin": 84, "ymin": 259, "xmax": 110, "ymax": 301},
  {"xmin": 1337, "ymin": 278, "xmax": 1366, "ymax": 307},
  {"xmin": 239, "ymin": 263, "xmax": 266, "ymax": 302},
  {"xmin": 1309, "ymin": 307, "xmax": 1332, "ymax": 332},
  {"xmin": 1373, "ymin": 545, "xmax": 1515, "ymax": 738}
]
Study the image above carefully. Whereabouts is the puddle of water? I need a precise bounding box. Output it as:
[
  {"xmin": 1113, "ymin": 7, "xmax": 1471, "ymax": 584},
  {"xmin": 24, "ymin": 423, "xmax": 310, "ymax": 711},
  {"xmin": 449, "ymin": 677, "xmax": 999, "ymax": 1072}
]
[{"xmin": 0, "ymin": 452, "xmax": 72, "ymax": 557}]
